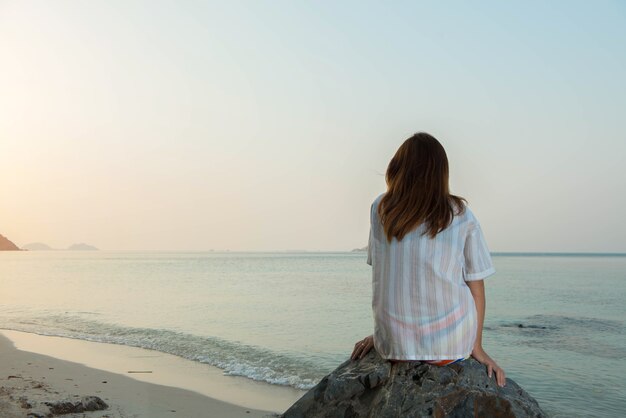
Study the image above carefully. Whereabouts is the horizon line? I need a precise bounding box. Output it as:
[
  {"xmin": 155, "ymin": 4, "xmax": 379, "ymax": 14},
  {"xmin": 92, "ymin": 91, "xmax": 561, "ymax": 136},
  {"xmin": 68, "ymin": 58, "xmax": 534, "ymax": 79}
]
[{"xmin": 12, "ymin": 249, "xmax": 626, "ymax": 256}]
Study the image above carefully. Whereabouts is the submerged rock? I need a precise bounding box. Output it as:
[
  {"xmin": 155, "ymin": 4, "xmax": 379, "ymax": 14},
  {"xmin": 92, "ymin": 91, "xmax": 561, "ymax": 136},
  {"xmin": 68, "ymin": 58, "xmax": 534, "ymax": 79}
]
[{"xmin": 281, "ymin": 350, "xmax": 545, "ymax": 418}]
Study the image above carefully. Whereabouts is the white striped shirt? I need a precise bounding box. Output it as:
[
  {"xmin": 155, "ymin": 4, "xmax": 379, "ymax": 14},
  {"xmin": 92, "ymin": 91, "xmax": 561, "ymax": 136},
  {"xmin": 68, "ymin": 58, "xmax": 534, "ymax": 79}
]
[{"xmin": 367, "ymin": 193, "xmax": 495, "ymax": 360}]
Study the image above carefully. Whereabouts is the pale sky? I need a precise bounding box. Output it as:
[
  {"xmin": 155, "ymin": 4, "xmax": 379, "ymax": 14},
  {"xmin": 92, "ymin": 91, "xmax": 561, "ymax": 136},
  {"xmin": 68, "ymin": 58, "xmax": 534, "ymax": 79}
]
[{"xmin": 1, "ymin": 1, "xmax": 625, "ymax": 252}]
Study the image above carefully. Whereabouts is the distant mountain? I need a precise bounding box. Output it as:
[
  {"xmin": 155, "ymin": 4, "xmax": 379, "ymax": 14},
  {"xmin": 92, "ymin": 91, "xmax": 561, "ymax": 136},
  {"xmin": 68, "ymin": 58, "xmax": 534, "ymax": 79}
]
[
  {"xmin": 23, "ymin": 242, "xmax": 54, "ymax": 251},
  {"xmin": 351, "ymin": 245, "xmax": 368, "ymax": 252},
  {"xmin": 0, "ymin": 234, "xmax": 21, "ymax": 251},
  {"xmin": 67, "ymin": 243, "xmax": 99, "ymax": 251}
]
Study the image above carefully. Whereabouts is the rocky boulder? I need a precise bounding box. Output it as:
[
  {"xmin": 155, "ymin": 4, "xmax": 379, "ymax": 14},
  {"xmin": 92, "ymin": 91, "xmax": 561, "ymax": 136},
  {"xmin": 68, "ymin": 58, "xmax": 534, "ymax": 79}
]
[{"xmin": 281, "ymin": 350, "xmax": 545, "ymax": 418}]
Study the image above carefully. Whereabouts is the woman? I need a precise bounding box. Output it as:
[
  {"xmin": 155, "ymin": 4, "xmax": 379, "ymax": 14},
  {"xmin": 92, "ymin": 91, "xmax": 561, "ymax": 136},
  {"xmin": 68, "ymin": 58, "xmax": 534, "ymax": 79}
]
[{"xmin": 350, "ymin": 132, "xmax": 506, "ymax": 388}]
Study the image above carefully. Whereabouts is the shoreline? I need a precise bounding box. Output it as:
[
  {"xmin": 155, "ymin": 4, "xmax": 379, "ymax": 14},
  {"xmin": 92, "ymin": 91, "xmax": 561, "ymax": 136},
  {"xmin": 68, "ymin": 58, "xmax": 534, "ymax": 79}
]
[{"xmin": 0, "ymin": 329, "xmax": 306, "ymax": 417}]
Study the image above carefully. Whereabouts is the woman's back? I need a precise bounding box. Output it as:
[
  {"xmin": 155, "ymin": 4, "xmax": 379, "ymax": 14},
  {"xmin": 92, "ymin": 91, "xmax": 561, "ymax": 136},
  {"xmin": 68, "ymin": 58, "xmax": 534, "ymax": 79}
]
[
  {"xmin": 367, "ymin": 192, "xmax": 495, "ymax": 361},
  {"xmin": 351, "ymin": 132, "xmax": 505, "ymax": 387}
]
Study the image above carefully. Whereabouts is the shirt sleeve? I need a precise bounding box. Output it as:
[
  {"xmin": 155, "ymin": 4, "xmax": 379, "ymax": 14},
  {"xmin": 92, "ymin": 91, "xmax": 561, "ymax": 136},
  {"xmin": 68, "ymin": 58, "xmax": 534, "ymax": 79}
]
[{"xmin": 463, "ymin": 223, "xmax": 496, "ymax": 281}]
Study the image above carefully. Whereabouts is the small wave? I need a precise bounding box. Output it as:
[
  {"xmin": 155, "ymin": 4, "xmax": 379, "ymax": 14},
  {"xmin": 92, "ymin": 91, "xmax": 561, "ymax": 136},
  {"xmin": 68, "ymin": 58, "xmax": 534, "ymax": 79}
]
[
  {"xmin": 0, "ymin": 314, "xmax": 323, "ymax": 389},
  {"xmin": 68, "ymin": 311, "xmax": 103, "ymax": 316},
  {"xmin": 499, "ymin": 314, "xmax": 625, "ymax": 334},
  {"xmin": 495, "ymin": 314, "xmax": 626, "ymax": 359}
]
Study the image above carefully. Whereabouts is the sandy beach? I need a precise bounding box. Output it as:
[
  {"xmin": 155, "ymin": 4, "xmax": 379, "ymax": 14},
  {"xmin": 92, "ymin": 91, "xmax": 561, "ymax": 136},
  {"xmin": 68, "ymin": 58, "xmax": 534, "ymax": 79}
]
[{"xmin": 0, "ymin": 329, "xmax": 305, "ymax": 417}]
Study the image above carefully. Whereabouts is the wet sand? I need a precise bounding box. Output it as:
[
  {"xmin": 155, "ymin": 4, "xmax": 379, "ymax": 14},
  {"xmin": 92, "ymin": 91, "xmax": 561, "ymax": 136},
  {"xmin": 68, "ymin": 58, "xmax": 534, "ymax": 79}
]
[{"xmin": 0, "ymin": 329, "xmax": 305, "ymax": 417}]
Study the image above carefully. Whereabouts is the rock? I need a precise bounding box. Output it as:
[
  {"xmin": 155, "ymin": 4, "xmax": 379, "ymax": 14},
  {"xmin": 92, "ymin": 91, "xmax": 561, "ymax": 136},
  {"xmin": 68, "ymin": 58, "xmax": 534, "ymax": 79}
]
[
  {"xmin": 44, "ymin": 396, "xmax": 108, "ymax": 414},
  {"xmin": 0, "ymin": 234, "xmax": 20, "ymax": 251},
  {"xmin": 281, "ymin": 350, "xmax": 545, "ymax": 418}
]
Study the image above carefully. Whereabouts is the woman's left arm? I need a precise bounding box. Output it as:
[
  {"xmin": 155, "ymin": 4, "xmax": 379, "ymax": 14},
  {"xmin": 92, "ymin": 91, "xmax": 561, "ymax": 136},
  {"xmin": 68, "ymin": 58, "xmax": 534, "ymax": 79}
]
[
  {"xmin": 466, "ymin": 279, "xmax": 506, "ymax": 387},
  {"xmin": 469, "ymin": 279, "xmax": 486, "ymax": 348}
]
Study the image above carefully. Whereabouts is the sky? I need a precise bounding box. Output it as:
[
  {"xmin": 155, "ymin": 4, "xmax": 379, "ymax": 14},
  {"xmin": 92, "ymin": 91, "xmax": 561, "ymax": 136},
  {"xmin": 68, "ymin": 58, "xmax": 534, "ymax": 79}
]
[{"xmin": 1, "ymin": 1, "xmax": 625, "ymax": 252}]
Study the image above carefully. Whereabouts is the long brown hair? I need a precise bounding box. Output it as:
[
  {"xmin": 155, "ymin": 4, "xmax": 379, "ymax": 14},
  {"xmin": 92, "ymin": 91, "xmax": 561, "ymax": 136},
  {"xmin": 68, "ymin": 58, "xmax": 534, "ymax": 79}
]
[{"xmin": 378, "ymin": 132, "xmax": 466, "ymax": 241}]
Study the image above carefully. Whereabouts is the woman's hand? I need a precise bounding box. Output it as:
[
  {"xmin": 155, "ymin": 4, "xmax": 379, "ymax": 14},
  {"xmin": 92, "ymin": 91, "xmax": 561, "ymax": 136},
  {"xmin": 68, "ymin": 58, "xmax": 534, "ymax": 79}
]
[
  {"xmin": 351, "ymin": 335, "xmax": 374, "ymax": 360},
  {"xmin": 471, "ymin": 345, "xmax": 506, "ymax": 387}
]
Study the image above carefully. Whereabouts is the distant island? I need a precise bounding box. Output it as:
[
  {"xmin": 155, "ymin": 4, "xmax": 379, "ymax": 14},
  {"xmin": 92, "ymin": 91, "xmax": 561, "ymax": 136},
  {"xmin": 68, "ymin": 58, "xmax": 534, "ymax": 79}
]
[
  {"xmin": 22, "ymin": 242, "xmax": 99, "ymax": 251},
  {"xmin": 0, "ymin": 234, "xmax": 21, "ymax": 251},
  {"xmin": 67, "ymin": 243, "xmax": 99, "ymax": 251},
  {"xmin": 351, "ymin": 245, "xmax": 368, "ymax": 252},
  {"xmin": 22, "ymin": 242, "xmax": 54, "ymax": 251}
]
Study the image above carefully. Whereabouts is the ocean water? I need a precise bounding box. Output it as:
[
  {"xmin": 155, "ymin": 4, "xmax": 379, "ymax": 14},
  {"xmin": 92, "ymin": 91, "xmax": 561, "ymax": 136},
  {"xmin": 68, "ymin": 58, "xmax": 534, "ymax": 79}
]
[{"xmin": 0, "ymin": 251, "xmax": 624, "ymax": 417}]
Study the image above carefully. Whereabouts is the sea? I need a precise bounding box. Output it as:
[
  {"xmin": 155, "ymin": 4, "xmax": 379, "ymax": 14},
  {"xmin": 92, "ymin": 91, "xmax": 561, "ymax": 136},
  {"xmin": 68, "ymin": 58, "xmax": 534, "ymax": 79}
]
[{"xmin": 0, "ymin": 251, "xmax": 624, "ymax": 417}]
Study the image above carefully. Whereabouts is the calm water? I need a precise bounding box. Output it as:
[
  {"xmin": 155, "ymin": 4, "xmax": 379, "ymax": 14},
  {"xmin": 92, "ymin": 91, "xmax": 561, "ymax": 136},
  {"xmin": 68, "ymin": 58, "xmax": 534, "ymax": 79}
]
[{"xmin": 0, "ymin": 251, "xmax": 625, "ymax": 417}]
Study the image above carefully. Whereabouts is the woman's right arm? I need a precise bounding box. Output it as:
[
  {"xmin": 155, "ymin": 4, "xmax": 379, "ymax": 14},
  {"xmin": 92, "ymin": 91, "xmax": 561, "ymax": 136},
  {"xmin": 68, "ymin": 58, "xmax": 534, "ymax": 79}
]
[{"xmin": 466, "ymin": 279, "xmax": 507, "ymax": 387}]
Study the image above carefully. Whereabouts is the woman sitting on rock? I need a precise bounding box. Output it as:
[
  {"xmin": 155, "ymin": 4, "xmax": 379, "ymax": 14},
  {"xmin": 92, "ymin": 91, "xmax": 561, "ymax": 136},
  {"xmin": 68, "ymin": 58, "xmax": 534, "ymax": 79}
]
[{"xmin": 351, "ymin": 132, "xmax": 506, "ymax": 388}]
